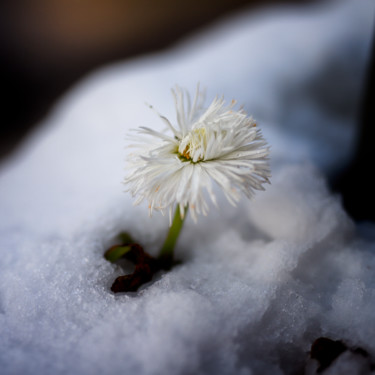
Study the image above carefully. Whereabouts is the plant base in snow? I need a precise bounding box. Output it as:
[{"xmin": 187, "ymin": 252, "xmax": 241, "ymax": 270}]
[{"xmin": 104, "ymin": 234, "xmax": 175, "ymax": 293}]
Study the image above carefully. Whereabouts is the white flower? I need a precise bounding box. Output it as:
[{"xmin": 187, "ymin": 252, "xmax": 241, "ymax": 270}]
[{"xmin": 125, "ymin": 85, "xmax": 271, "ymax": 222}]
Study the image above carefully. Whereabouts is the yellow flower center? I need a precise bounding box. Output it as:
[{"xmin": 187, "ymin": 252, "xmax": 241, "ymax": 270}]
[{"xmin": 178, "ymin": 127, "xmax": 207, "ymax": 162}]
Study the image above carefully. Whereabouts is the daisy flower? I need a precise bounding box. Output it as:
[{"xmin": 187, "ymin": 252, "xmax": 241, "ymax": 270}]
[
  {"xmin": 125, "ymin": 85, "xmax": 271, "ymax": 224},
  {"xmin": 105, "ymin": 86, "xmax": 271, "ymax": 292}
]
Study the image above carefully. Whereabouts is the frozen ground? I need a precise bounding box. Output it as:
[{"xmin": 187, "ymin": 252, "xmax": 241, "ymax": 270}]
[{"xmin": 1, "ymin": 1, "xmax": 375, "ymax": 374}]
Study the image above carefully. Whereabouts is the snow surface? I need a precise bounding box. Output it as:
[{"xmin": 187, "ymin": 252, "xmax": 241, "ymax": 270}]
[{"xmin": 1, "ymin": 1, "xmax": 375, "ymax": 374}]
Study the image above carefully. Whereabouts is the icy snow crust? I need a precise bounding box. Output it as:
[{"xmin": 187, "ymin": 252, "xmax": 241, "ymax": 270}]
[{"xmin": 1, "ymin": 1, "xmax": 374, "ymax": 374}]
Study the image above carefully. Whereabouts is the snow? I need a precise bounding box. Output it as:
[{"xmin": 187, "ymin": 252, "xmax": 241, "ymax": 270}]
[{"xmin": 1, "ymin": 0, "xmax": 375, "ymax": 374}]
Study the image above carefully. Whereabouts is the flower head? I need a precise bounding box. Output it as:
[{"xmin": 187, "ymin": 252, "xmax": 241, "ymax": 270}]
[{"xmin": 125, "ymin": 85, "xmax": 271, "ymax": 222}]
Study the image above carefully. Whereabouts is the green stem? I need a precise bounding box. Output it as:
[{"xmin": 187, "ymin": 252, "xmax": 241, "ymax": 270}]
[{"xmin": 158, "ymin": 205, "xmax": 187, "ymax": 260}]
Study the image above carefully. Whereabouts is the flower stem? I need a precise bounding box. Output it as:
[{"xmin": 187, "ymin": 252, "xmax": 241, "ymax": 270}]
[{"xmin": 158, "ymin": 205, "xmax": 187, "ymax": 262}]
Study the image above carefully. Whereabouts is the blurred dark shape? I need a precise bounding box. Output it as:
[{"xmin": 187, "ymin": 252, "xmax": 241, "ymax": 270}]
[
  {"xmin": 0, "ymin": 0, "xmax": 311, "ymax": 159},
  {"xmin": 310, "ymin": 337, "xmax": 347, "ymax": 373},
  {"xmin": 333, "ymin": 34, "xmax": 375, "ymax": 221},
  {"xmin": 309, "ymin": 337, "xmax": 374, "ymax": 373}
]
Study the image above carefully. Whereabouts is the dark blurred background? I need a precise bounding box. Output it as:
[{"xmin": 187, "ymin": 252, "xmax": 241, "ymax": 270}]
[
  {"xmin": 0, "ymin": 0, "xmax": 314, "ymax": 159},
  {"xmin": 0, "ymin": 0, "xmax": 373, "ymax": 220}
]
